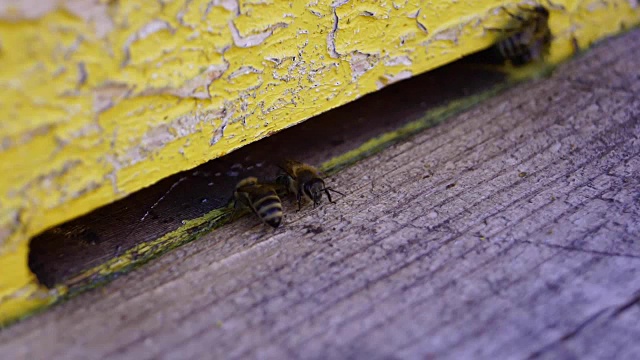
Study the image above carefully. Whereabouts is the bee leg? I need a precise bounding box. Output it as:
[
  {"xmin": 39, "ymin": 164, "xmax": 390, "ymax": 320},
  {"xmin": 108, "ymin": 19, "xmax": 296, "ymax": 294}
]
[
  {"xmin": 501, "ymin": 6, "xmax": 525, "ymax": 22},
  {"xmin": 325, "ymin": 187, "xmax": 345, "ymax": 203},
  {"xmin": 230, "ymin": 200, "xmax": 239, "ymax": 218},
  {"xmin": 296, "ymin": 193, "xmax": 302, "ymax": 211},
  {"xmin": 230, "ymin": 200, "xmax": 249, "ymax": 221},
  {"xmin": 484, "ymin": 26, "xmax": 522, "ymax": 33},
  {"xmin": 324, "ymin": 189, "xmax": 334, "ymax": 204}
]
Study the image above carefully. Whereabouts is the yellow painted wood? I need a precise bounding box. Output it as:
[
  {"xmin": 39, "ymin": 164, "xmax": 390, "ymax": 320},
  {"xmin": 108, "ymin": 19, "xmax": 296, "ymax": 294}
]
[{"xmin": 0, "ymin": 0, "xmax": 638, "ymax": 324}]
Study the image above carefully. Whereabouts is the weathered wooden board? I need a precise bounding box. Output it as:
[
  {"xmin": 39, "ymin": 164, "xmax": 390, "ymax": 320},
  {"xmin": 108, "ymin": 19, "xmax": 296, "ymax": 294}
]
[{"xmin": 1, "ymin": 29, "xmax": 639, "ymax": 359}]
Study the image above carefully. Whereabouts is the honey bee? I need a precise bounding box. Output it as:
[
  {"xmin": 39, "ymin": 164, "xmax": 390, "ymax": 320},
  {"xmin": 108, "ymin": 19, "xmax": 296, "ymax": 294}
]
[
  {"xmin": 276, "ymin": 160, "xmax": 344, "ymax": 210},
  {"xmin": 233, "ymin": 177, "xmax": 283, "ymax": 228},
  {"xmin": 487, "ymin": 5, "xmax": 553, "ymax": 66}
]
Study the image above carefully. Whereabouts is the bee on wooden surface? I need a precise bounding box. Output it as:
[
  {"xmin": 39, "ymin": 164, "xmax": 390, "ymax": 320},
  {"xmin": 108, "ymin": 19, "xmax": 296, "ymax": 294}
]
[
  {"xmin": 487, "ymin": 5, "xmax": 553, "ymax": 66},
  {"xmin": 276, "ymin": 160, "xmax": 344, "ymax": 210},
  {"xmin": 233, "ymin": 177, "xmax": 283, "ymax": 228}
]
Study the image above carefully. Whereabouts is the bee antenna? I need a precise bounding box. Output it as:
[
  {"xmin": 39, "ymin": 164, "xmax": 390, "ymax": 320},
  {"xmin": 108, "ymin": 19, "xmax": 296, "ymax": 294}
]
[
  {"xmin": 323, "ymin": 187, "xmax": 345, "ymax": 203},
  {"xmin": 501, "ymin": 6, "xmax": 525, "ymax": 21},
  {"xmin": 324, "ymin": 187, "xmax": 345, "ymax": 196}
]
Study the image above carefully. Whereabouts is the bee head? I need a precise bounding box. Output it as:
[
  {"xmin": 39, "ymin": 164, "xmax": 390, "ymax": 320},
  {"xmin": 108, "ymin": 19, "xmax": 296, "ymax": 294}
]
[
  {"xmin": 532, "ymin": 5, "xmax": 549, "ymax": 19},
  {"xmin": 304, "ymin": 178, "xmax": 326, "ymax": 206},
  {"xmin": 267, "ymin": 217, "xmax": 282, "ymax": 228}
]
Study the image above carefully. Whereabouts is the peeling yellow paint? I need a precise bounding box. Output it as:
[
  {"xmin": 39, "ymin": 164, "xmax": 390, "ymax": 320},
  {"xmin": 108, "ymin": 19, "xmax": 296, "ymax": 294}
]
[{"xmin": 0, "ymin": 0, "xmax": 638, "ymax": 324}]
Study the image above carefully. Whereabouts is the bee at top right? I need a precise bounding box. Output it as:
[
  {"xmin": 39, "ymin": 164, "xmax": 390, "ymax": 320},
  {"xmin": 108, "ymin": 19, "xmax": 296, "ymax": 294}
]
[
  {"xmin": 491, "ymin": 5, "xmax": 553, "ymax": 66},
  {"xmin": 276, "ymin": 159, "xmax": 344, "ymax": 211}
]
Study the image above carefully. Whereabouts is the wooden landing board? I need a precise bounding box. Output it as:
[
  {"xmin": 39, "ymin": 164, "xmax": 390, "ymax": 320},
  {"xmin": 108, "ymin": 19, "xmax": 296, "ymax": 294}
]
[{"xmin": 1, "ymin": 29, "xmax": 639, "ymax": 359}]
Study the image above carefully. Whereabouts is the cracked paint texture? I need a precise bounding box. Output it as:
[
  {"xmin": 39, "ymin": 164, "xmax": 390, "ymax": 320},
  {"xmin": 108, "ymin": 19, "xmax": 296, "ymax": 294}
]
[{"xmin": 0, "ymin": 0, "xmax": 638, "ymax": 323}]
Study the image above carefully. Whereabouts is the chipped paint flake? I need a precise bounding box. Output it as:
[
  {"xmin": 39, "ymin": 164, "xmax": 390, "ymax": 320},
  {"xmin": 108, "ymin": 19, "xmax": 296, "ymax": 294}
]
[
  {"xmin": 209, "ymin": 0, "xmax": 240, "ymax": 15},
  {"xmin": 376, "ymin": 70, "xmax": 412, "ymax": 89},
  {"xmin": 384, "ymin": 55, "xmax": 413, "ymax": 66},
  {"xmin": 0, "ymin": 0, "xmax": 114, "ymax": 38},
  {"xmin": 431, "ymin": 25, "xmax": 463, "ymax": 44},
  {"xmin": 327, "ymin": 1, "xmax": 349, "ymax": 59},
  {"xmin": 228, "ymin": 65, "xmax": 263, "ymax": 80},
  {"xmin": 122, "ymin": 20, "xmax": 175, "ymax": 67},
  {"xmin": 93, "ymin": 83, "xmax": 133, "ymax": 114},
  {"xmin": 210, "ymin": 106, "xmax": 232, "ymax": 145},
  {"xmin": 228, "ymin": 20, "xmax": 288, "ymax": 48},
  {"xmin": 415, "ymin": 9, "xmax": 429, "ymax": 34},
  {"xmin": 139, "ymin": 62, "xmax": 230, "ymax": 99},
  {"xmin": 349, "ymin": 51, "xmax": 380, "ymax": 81},
  {"xmin": 77, "ymin": 62, "xmax": 87, "ymax": 87}
]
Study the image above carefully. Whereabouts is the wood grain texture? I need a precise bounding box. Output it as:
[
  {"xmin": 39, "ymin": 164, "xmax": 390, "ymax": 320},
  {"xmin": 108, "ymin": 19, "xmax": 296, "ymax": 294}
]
[{"xmin": 1, "ymin": 30, "xmax": 639, "ymax": 360}]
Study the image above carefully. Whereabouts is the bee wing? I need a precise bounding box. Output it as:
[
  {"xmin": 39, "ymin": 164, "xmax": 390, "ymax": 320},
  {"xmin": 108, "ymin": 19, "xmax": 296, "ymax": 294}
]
[
  {"xmin": 235, "ymin": 183, "xmax": 255, "ymax": 193},
  {"xmin": 261, "ymin": 181, "xmax": 288, "ymax": 197},
  {"xmin": 279, "ymin": 159, "xmax": 304, "ymax": 178}
]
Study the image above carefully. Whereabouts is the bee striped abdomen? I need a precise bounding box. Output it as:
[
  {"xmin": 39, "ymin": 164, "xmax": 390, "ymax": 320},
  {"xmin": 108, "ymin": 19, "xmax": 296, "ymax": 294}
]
[
  {"xmin": 234, "ymin": 177, "xmax": 283, "ymax": 228},
  {"xmin": 498, "ymin": 35, "xmax": 533, "ymax": 65},
  {"xmin": 252, "ymin": 194, "xmax": 283, "ymax": 228}
]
